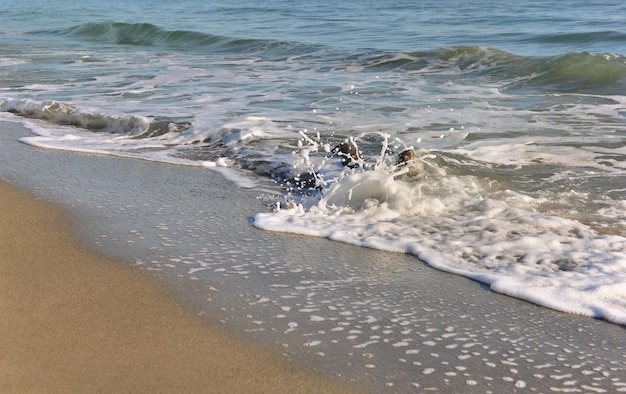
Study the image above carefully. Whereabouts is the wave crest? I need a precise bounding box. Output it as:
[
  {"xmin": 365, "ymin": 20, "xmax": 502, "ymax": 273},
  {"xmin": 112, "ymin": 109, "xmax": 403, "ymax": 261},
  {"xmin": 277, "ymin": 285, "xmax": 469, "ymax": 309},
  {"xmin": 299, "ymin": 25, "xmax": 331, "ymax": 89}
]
[
  {"xmin": 0, "ymin": 98, "xmax": 191, "ymax": 137},
  {"xmin": 355, "ymin": 47, "xmax": 626, "ymax": 93},
  {"xmin": 43, "ymin": 22, "xmax": 310, "ymax": 57},
  {"xmin": 516, "ymin": 52, "xmax": 626, "ymax": 93}
]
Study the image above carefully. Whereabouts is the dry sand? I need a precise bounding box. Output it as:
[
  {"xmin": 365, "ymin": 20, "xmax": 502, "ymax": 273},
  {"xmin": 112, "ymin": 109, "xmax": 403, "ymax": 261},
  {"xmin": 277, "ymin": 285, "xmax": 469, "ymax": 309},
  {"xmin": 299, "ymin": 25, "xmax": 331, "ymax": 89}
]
[{"xmin": 0, "ymin": 181, "xmax": 360, "ymax": 393}]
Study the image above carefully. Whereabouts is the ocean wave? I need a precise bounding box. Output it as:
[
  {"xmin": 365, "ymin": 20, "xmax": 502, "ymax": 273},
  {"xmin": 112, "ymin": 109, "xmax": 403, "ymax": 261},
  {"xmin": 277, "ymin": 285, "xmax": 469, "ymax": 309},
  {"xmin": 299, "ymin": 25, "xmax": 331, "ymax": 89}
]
[
  {"xmin": 358, "ymin": 46, "xmax": 520, "ymax": 72},
  {"xmin": 526, "ymin": 30, "xmax": 626, "ymax": 45},
  {"xmin": 505, "ymin": 52, "xmax": 626, "ymax": 93},
  {"xmin": 355, "ymin": 47, "xmax": 626, "ymax": 94},
  {"xmin": 254, "ymin": 166, "xmax": 626, "ymax": 326},
  {"xmin": 0, "ymin": 98, "xmax": 191, "ymax": 137},
  {"xmin": 39, "ymin": 22, "xmax": 312, "ymax": 58},
  {"xmin": 35, "ymin": 22, "xmax": 626, "ymax": 94}
]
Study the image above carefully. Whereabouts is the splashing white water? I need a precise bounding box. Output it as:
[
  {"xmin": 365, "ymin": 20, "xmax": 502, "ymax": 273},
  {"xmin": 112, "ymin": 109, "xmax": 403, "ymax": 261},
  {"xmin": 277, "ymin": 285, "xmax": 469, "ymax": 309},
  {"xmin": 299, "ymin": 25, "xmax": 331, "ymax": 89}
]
[{"xmin": 255, "ymin": 157, "xmax": 626, "ymax": 325}]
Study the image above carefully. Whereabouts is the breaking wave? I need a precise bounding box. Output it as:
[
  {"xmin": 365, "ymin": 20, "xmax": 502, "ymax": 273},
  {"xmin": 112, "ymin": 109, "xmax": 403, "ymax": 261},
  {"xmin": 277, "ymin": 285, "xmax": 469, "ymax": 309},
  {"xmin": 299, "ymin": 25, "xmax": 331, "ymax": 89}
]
[
  {"xmin": 0, "ymin": 98, "xmax": 191, "ymax": 137},
  {"xmin": 354, "ymin": 47, "xmax": 626, "ymax": 94},
  {"xmin": 39, "ymin": 22, "xmax": 315, "ymax": 58},
  {"xmin": 32, "ymin": 22, "xmax": 626, "ymax": 94}
]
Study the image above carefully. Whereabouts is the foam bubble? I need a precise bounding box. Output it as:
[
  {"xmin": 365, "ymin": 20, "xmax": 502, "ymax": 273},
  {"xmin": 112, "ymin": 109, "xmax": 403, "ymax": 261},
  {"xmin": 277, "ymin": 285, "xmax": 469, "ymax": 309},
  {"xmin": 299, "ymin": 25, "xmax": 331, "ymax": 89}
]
[{"xmin": 255, "ymin": 165, "xmax": 626, "ymax": 326}]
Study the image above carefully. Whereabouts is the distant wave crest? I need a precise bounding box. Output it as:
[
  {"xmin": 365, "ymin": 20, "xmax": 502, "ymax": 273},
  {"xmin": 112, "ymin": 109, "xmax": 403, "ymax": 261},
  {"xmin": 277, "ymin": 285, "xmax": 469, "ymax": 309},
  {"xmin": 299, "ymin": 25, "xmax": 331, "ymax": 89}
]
[
  {"xmin": 31, "ymin": 22, "xmax": 626, "ymax": 95},
  {"xmin": 41, "ymin": 22, "xmax": 311, "ymax": 58},
  {"xmin": 527, "ymin": 30, "xmax": 626, "ymax": 45},
  {"xmin": 513, "ymin": 51, "xmax": 626, "ymax": 93},
  {"xmin": 356, "ymin": 47, "xmax": 626, "ymax": 94}
]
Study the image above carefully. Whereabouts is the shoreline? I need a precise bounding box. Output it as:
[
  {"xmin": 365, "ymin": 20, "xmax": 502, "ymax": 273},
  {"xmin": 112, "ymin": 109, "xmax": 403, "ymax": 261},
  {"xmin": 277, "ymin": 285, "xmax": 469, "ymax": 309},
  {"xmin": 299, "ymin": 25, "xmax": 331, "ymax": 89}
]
[
  {"xmin": 2, "ymin": 119, "xmax": 625, "ymax": 392},
  {"xmin": 0, "ymin": 180, "xmax": 360, "ymax": 393}
]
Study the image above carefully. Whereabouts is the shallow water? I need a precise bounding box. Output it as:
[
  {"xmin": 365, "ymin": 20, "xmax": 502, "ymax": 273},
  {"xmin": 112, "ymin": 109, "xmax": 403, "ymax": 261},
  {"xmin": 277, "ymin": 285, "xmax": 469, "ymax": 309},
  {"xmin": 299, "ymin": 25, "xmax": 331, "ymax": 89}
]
[
  {"xmin": 1, "ymin": 0, "xmax": 625, "ymax": 324},
  {"xmin": 2, "ymin": 121, "xmax": 625, "ymax": 392}
]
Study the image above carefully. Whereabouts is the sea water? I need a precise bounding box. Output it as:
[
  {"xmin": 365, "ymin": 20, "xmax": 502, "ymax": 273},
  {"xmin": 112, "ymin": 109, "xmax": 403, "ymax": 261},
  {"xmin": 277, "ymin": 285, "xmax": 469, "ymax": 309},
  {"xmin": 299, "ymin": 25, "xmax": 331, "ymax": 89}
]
[{"xmin": 1, "ymin": 0, "xmax": 625, "ymax": 328}]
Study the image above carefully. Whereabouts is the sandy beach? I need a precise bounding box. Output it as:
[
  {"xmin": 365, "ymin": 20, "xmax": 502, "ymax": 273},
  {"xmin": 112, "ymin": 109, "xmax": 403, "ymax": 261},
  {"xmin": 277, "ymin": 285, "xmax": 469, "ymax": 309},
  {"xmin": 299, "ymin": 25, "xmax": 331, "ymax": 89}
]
[
  {"xmin": 0, "ymin": 181, "xmax": 360, "ymax": 393},
  {"xmin": 1, "ymin": 119, "xmax": 625, "ymax": 392}
]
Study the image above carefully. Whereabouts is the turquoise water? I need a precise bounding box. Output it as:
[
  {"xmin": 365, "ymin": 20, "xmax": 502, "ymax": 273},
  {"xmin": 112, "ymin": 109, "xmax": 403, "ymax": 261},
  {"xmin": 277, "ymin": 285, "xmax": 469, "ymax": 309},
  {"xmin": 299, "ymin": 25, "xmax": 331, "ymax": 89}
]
[
  {"xmin": 5, "ymin": 0, "xmax": 625, "ymax": 55},
  {"xmin": 2, "ymin": 0, "xmax": 626, "ymax": 326}
]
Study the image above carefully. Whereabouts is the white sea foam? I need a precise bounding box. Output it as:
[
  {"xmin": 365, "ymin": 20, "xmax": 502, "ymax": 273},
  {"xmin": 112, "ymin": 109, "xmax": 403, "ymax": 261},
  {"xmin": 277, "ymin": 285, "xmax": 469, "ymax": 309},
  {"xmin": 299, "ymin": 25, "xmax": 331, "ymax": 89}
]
[
  {"xmin": 4, "ymin": 2, "xmax": 626, "ymax": 391},
  {"xmin": 2, "ymin": 6, "xmax": 625, "ymax": 330},
  {"xmin": 254, "ymin": 166, "xmax": 626, "ymax": 326}
]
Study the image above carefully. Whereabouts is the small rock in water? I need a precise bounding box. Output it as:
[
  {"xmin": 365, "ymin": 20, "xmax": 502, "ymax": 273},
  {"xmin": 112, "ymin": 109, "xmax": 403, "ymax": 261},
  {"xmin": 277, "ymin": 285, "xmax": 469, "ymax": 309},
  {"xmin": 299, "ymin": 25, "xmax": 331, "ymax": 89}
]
[
  {"xmin": 397, "ymin": 149, "xmax": 416, "ymax": 166},
  {"xmin": 288, "ymin": 172, "xmax": 319, "ymax": 190},
  {"xmin": 333, "ymin": 142, "xmax": 361, "ymax": 168}
]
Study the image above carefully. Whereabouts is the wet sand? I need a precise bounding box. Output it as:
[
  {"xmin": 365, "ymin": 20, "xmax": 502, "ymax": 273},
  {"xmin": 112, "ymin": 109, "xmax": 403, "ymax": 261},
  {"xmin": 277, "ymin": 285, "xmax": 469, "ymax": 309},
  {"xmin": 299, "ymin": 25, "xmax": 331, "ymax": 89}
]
[
  {"xmin": 0, "ymin": 181, "xmax": 360, "ymax": 393},
  {"xmin": 1, "ymin": 119, "xmax": 625, "ymax": 392}
]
